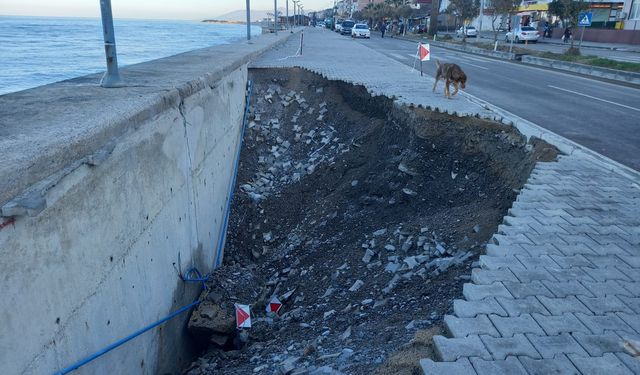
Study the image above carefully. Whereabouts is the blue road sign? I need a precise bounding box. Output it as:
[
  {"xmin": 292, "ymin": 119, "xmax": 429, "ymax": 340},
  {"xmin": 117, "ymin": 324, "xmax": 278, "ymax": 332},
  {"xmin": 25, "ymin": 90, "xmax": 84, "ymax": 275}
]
[{"xmin": 578, "ymin": 11, "xmax": 593, "ymax": 27}]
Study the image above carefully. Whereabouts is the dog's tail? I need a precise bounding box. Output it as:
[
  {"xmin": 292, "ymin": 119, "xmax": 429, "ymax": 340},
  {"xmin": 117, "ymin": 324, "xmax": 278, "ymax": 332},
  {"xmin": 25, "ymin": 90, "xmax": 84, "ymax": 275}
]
[{"xmin": 435, "ymin": 59, "xmax": 441, "ymax": 67}]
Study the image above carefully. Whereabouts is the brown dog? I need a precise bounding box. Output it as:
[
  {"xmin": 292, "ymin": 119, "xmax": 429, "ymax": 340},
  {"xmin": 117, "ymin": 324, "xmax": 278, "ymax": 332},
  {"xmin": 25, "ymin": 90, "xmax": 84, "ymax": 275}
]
[{"xmin": 432, "ymin": 59, "xmax": 467, "ymax": 99}]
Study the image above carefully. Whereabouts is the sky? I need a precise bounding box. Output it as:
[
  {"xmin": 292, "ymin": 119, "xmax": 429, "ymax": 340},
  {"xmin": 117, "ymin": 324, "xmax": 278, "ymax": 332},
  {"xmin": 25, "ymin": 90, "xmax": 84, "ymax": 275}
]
[{"xmin": 0, "ymin": 0, "xmax": 333, "ymax": 20}]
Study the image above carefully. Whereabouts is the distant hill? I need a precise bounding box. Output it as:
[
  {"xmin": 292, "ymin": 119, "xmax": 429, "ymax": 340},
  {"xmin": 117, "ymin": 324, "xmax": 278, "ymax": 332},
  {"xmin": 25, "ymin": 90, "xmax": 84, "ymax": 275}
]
[{"xmin": 210, "ymin": 8, "xmax": 315, "ymax": 22}]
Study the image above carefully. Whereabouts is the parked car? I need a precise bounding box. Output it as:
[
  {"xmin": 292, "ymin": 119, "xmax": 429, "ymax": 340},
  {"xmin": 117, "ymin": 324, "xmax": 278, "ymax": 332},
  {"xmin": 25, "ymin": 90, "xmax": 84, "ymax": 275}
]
[
  {"xmin": 351, "ymin": 23, "xmax": 370, "ymax": 38},
  {"xmin": 413, "ymin": 24, "xmax": 427, "ymax": 34},
  {"xmin": 456, "ymin": 26, "xmax": 478, "ymax": 38},
  {"xmin": 505, "ymin": 26, "xmax": 540, "ymax": 43},
  {"xmin": 340, "ymin": 20, "xmax": 355, "ymax": 35},
  {"xmin": 335, "ymin": 20, "xmax": 343, "ymax": 33}
]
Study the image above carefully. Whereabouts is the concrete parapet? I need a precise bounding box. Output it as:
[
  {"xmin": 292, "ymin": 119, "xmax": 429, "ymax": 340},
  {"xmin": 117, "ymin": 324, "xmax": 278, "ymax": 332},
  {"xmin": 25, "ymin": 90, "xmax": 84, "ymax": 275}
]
[
  {"xmin": 0, "ymin": 31, "xmax": 296, "ymax": 375},
  {"xmin": 429, "ymin": 40, "xmax": 517, "ymax": 60}
]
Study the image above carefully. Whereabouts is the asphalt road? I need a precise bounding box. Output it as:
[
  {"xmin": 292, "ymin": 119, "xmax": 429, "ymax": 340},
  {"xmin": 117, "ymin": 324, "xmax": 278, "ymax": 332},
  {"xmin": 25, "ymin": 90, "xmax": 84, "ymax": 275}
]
[{"xmin": 354, "ymin": 34, "xmax": 640, "ymax": 171}]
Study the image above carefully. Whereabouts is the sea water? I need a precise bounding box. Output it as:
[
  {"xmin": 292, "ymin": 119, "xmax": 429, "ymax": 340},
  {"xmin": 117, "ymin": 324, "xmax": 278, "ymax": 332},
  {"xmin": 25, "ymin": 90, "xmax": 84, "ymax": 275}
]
[{"xmin": 0, "ymin": 16, "xmax": 261, "ymax": 95}]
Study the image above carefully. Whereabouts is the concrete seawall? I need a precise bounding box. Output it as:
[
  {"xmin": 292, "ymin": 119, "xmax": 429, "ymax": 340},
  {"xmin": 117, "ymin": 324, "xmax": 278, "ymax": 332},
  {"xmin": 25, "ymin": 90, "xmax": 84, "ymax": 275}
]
[{"xmin": 0, "ymin": 31, "xmax": 296, "ymax": 374}]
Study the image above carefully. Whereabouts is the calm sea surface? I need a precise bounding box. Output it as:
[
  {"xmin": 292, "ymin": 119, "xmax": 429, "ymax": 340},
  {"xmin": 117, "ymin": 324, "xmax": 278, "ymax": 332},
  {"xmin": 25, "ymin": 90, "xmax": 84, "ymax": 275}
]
[{"xmin": 0, "ymin": 16, "xmax": 261, "ymax": 95}]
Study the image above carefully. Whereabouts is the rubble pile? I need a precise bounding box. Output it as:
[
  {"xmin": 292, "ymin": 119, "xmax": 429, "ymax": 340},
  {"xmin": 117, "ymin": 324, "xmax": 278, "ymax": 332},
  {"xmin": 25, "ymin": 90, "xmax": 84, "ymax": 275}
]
[{"xmin": 182, "ymin": 68, "xmax": 554, "ymax": 375}]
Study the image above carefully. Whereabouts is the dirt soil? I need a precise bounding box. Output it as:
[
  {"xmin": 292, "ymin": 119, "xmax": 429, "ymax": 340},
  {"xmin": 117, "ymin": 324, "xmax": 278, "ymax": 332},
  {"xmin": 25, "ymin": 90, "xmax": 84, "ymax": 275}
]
[{"xmin": 182, "ymin": 68, "xmax": 557, "ymax": 375}]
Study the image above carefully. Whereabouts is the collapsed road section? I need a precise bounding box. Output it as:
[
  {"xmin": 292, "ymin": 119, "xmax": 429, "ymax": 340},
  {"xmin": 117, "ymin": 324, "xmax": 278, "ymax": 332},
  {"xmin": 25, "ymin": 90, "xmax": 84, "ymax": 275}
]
[{"xmin": 183, "ymin": 68, "xmax": 557, "ymax": 375}]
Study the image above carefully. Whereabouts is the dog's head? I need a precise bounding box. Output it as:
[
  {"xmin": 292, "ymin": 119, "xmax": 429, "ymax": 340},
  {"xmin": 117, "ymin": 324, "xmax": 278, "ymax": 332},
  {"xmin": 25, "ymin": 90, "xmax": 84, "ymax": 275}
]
[{"xmin": 459, "ymin": 73, "xmax": 467, "ymax": 89}]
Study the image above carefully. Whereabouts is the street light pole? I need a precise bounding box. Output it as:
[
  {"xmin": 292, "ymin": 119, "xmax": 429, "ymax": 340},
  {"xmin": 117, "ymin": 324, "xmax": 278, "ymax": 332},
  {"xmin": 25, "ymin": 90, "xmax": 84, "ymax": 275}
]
[
  {"xmin": 246, "ymin": 0, "xmax": 251, "ymax": 41},
  {"xmin": 286, "ymin": 0, "xmax": 290, "ymax": 30},
  {"xmin": 99, "ymin": 0, "xmax": 122, "ymax": 87},
  {"xmin": 274, "ymin": 0, "xmax": 278, "ymax": 34}
]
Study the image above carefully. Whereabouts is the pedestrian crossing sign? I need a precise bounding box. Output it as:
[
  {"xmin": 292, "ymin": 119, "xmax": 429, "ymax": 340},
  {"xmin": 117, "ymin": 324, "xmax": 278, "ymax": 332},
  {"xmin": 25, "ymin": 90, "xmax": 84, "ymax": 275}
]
[{"xmin": 578, "ymin": 11, "xmax": 592, "ymax": 27}]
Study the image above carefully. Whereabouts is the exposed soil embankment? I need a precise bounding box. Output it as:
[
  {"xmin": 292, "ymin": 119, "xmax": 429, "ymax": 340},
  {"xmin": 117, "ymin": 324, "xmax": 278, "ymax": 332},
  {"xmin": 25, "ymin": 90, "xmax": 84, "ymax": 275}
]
[{"xmin": 183, "ymin": 68, "xmax": 557, "ymax": 375}]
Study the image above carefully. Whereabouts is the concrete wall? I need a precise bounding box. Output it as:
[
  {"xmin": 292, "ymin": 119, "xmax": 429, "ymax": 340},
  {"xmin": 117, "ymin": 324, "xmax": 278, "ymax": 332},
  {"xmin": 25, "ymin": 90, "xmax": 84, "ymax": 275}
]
[{"xmin": 0, "ymin": 32, "xmax": 295, "ymax": 375}]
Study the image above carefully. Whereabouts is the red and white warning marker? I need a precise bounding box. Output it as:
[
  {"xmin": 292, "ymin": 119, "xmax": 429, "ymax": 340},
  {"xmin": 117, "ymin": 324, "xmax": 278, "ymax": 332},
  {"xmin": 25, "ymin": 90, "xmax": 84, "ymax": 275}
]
[
  {"xmin": 419, "ymin": 43, "xmax": 431, "ymax": 61},
  {"xmin": 266, "ymin": 296, "xmax": 283, "ymax": 315},
  {"xmin": 235, "ymin": 304, "xmax": 252, "ymax": 329}
]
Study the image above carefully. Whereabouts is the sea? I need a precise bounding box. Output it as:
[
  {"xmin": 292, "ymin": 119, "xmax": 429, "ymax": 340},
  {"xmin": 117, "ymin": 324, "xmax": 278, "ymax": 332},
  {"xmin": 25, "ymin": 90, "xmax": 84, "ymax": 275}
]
[{"xmin": 0, "ymin": 16, "xmax": 262, "ymax": 95}]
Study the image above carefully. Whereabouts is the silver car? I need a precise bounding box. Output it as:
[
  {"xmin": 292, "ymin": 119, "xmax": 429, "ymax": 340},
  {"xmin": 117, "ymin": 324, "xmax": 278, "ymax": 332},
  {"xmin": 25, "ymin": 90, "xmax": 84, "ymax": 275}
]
[
  {"xmin": 456, "ymin": 26, "xmax": 478, "ymax": 38},
  {"xmin": 506, "ymin": 26, "xmax": 540, "ymax": 43}
]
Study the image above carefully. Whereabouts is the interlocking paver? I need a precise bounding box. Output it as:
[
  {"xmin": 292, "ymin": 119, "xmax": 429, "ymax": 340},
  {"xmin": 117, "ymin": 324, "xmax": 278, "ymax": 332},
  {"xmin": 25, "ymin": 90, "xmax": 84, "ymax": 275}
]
[
  {"xmin": 532, "ymin": 313, "xmax": 591, "ymax": 335},
  {"xmin": 453, "ymin": 298, "xmax": 507, "ymax": 318},
  {"xmin": 583, "ymin": 266, "xmax": 631, "ymax": 281},
  {"xmin": 514, "ymin": 255, "xmax": 559, "ymax": 269},
  {"xmin": 618, "ymin": 267, "xmax": 640, "ymax": 282},
  {"xmin": 478, "ymin": 255, "xmax": 524, "ymax": 270},
  {"xmin": 502, "ymin": 281, "xmax": 553, "ymax": 299},
  {"xmin": 549, "ymin": 254, "xmax": 594, "ymax": 268},
  {"xmin": 616, "ymin": 353, "xmax": 640, "ymax": 374},
  {"xmin": 463, "ymin": 283, "xmax": 512, "ymax": 301},
  {"xmin": 553, "ymin": 243, "xmax": 596, "ymax": 256},
  {"xmin": 618, "ymin": 296, "xmax": 640, "ymax": 313},
  {"xmin": 567, "ymin": 353, "xmax": 635, "ymax": 375},
  {"xmin": 485, "ymin": 244, "xmax": 529, "ymax": 257},
  {"xmin": 526, "ymin": 332, "xmax": 589, "ymax": 359},
  {"xmin": 618, "ymin": 281, "xmax": 640, "ymax": 297},
  {"xmin": 542, "ymin": 280, "xmax": 594, "ymax": 298},
  {"xmin": 444, "ymin": 315, "xmax": 499, "ymax": 338},
  {"xmin": 497, "ymin": 296, "xmax": 550, "ymax": 316},
  {"xmin": 469, "ymin": 357, "xmax": 529, "ymax": 375},
  {"xmin": 584, "ymin": 254, "xmax": 629, "ymax": 268},
  {"xmin": 546, "ymin": 267, "xmax": 595, "ymax": 282},
  {"xmin": 420, "ymin": 358, "xmax": 476, "ymax": 375},
  {"xmin": 577, "ymin": 295, "xmax": 633, "ymax": 314},
  {"xmin": 480, "ymin": 334, "xmax": 540, "ymax": 360},
  {"xmin": 572, "ymin": 331, "xmax": 627, "ymax": 356},
  {"xmin": 511, "ymin": 268, "xmax": 557, "ymax": 283},
  {"xmin": 617, "ymin": 313, "xmax": 640, "ymax": 333},
  {"xmin": 580, "ymin": 280, "xmax": 632, "ymax": 297},
  {"xmin": 519, "ymin": 354, "xmax": 581, "ymax": 375},
  {"xmin": 471, "ymin": 269, "xmax": 518, "ymax": 285},
  {"xmin": 575, "ymin": 312, "xmax": 636, "ymax": 334},
  {"xmin": 433, "ymin": 335, "xmax": 492, "ymax": 361},
  {"xmin": 489, "ymin": 314, "xmax": 545, "ymax": 337},
  {"xmin": 537, "ymin": 295, "xmax": 592, "ymax": 315}
]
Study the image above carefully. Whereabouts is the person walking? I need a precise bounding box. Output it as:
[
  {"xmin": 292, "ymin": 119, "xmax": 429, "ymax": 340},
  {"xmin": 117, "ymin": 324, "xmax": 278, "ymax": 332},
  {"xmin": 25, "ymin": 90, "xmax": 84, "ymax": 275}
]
[
  {"xmin": 562, "ymin": 27, "xmax": 571, "ymax": 43},
  {"xmin": 379, "ymin": 20, "xmax": 386, "ymax": 38}
]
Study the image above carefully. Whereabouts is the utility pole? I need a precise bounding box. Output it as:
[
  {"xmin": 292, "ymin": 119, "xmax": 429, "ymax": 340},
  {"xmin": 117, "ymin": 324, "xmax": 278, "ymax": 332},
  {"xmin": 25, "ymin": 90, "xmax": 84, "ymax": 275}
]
[
  {"xmin": 286, "ymin": 0, "xmax": 290, "ymax": 30},
  {"xmin": 274, "ymin": 0, "xmax": 278, "ymax": 34},
  {"xmin": 99, "ymin": 0, "xmax": 122, "ymax": 87},
  {"xmin": 478, "ymin": 0, "xmax": 484, "ymax": 36}
]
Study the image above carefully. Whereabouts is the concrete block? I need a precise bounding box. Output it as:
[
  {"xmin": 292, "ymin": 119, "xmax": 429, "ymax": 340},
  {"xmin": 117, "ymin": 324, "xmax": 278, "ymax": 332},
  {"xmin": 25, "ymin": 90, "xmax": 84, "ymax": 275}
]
[
  {"xmin": 532, "ymin": 313, "xmax": 590, "ymax": 335},
  {"xmin": 433, "ymin": 335, "xmax": 492, "ymax": 361},
  {"xmin": 514, "ymin": 255, "xmax": 558, "ymax": 269},
  {"xmin": 553, "ymin": 244, "xmax": 596, "ymax": 256},
  {"xmin": 615, "ymin": 353, "xmax": 640, "ymax": 374},
  {"xmin": 546, "ymin": 267, "xmax": 595, "ymax": 282},
  {"xmin": 479, "ymin": 255, "xmax": 524, "ymax": 270},
  {"xmin": 419, "ymin": 358, "xmax": 476, "ymax": 375},
  {"xmin": 618, "ymin": 281, "xmax": 640, "ymax": 297},
  {"xmin": 616, "ymin": 313, "xmax": 640, "ymax": 333},
  {"xmin": 580, "ymin": 280, "xmax": 632, "ymax": 297},
  {"xmin": 584, "ymin": 267, "xmax": 632, "ymax": 282},
  {"xmin": 537, "ymin": 296, "xmax": 592, "ymax": 315},
  {"xmin": 489, "ymin": 314, "xmax": 545, "ymax": 337},
  {"xmin": 445, "ymin": 315, "xmax": 499, "ymax": 338},
  {"xmin": 480, "ymin": 334, "xmax": 540, "ymax": 360},
  {"xmin": 618, "ymin": 266, "xmax": 640, "ymax": 282},
  {"xmin": 502, "ymin": 281, "xmax": 553, "ymax": 299},
  {"xmin": 575, "ymin": 312, "xmax": 636, "ymax": 334},
  {"xmin": 526, "ymin": 332, "xmax": 589, "ymax": 359},
  {"xmin": 471, "ymin": 269, "xmax": 518, "ymax": 285},
  {"xmin": 485, "ymin": 244, "xmax": 529, "ymax": 257},
  {"xmin": 463, "ymin": 283, "xmax": 512, "ymax": 301},
  {"xmin": 491, "ymin": 233, "xmax": 533, "ymax": 246},
  {"xmin": 520, "ymin": 244, "xmax": 563, "ymax": 256},
  {"xmin": 567, "ymin": 353, "xmax": 634, "ymax": 375},
  {"xmin": 577, "ymin": 295, "xmax": 633, "ymax": 314},
  {"xmin": 454, "ymin": 298, "xmax": 507, "ymax": 318},
  {"xmin": 571, "ymin": 331, "xmax": 626, "ymax": 356},
  {"xmin": 497, "ymin": 296, "xmax": 550, "ymax": 317},
  {"xmin": 549, "ymin": 255, "xmax": 594, "ymax": 268},
  {"xmin": 617, "ymin": 296, "xmax": 640, "ymax": 314},
  {"xmin": 469, "ymin": 357, "xmax": 528, "ymax": 375},
  {"xmin": 618, "ymin": 254, "xmax": 640, "ymax": 268},
  {"xmin": 511, "ymin": 268, "xmax": 557, "ymax": 283},
  {"xmin": 583, "ymin": 254, "xmax": 629, "ymax": 268},
  {"xmin": 518, "ymin": 354, "xmax": 580, "ymax": 375},
  {"xmin": 542, "ymin": 280, "xmax": 594, "ymax": 298}
]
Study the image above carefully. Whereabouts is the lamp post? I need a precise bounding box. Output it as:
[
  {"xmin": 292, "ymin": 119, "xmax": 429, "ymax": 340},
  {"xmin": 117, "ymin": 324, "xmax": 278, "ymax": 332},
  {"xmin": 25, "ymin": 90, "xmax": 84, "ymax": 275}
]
[
  {"xmin": 286, "ymin": 0, "xmax": 290, "ymax": 30},
  {"xmin": 246, "ymin": 0, "xmax": 251, "ymax": 41},
  {"xmin": 293, "ymin": 0, "xmax": 298, "ymax": 27},
  {"xmin": 274, "ymin": 0, "xmax": 278, "ymax": 34},
  {"xmin": 99, "ymin": 0, "xmax": 122, "ymax": 87}
]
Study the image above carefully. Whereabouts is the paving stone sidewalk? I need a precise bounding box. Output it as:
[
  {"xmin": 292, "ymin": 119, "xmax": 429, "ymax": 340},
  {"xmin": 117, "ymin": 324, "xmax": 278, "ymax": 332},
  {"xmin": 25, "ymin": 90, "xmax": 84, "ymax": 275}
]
[{"xmin": 252, "ymin": 28, "xmax": 640, "ymax": 375}]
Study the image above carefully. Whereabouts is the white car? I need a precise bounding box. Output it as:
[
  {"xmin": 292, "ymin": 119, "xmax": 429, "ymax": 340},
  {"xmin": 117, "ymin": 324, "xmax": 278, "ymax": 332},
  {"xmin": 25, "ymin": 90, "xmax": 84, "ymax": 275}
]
[
  {"xmin": 351, "ymin": 23, "xmax": 370, "ymax": 38},
  {"xmin": 506, "ymin": 26, "xmax": 540, "ymax": 43},
  {"xmin": 456, "ymin": 26, "xmax": 478, "ymax": 38},
  {"xmin": 335, "ymin": 21, "xmax": 343, "ymax": 33}
]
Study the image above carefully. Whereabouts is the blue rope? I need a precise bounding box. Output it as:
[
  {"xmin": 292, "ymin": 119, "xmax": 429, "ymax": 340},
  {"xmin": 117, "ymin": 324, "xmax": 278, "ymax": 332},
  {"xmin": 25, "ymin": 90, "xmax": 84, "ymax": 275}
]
[
  {"xmin": 214, "ymin": 79, "xmax": 254, "ymax": 268},
  {"xmin": 54, "ymin": 79, "xmax": 254, "ymax": 374}
]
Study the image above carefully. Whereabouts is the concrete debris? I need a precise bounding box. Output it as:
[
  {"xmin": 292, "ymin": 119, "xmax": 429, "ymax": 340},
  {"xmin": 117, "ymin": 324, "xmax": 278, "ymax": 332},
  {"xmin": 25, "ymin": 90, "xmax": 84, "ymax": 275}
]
[
  {"xmin": 340, "ymin": 326, "xmax": 352, "ymax": 341},
  {"xmin": 402, "ymin": 188, "xmax": 417, "ymax": 196},
  {"xmin": 473, "ymin": 224, "xmax": 481, "ymax": 233},
  {"xmin": 384, "ymin": 262, "xmax": 401, "ymax": 273},
  {"xmin": 323, "ymin": 310, "xmax": 336, "ymax": 320},
  {"xmin": 398, "ymin": 163, "xmax": 417, "ymax": 176},
  {"xmin": 362, "ymin": 249, "xmax": 375, "ymax": 263},
  {"xmin": 348, "ymin": 280, "xmax": 364, "ymax": 292},
  {"xmin": 373, "ymin": 228, "xmax": 387, "ymax": 237},
  {"xmin": 384, "ymin": 244, "xmax": 396, "ymax": 251},
  {"xmin": 403, "ymin": 256, "xmax": 419, "ymax": 269}
]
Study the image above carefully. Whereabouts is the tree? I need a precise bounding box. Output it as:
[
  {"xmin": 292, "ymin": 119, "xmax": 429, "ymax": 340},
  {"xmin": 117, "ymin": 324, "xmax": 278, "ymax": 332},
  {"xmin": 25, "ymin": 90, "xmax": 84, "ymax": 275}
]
[
  {"xmin": 448, "ymin": 0, "xmax": 480, "ymax": 41},
  {"xmin": 428, "ymin": 0, "xmax": 441, "ymax": 36},
  {"xmin": 548, "ymin": 0, "xmax": 589, "ymax": 47},
  {"xmin": 489, "ymin": 0, "xmax": 519, "ymax": 41}
]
